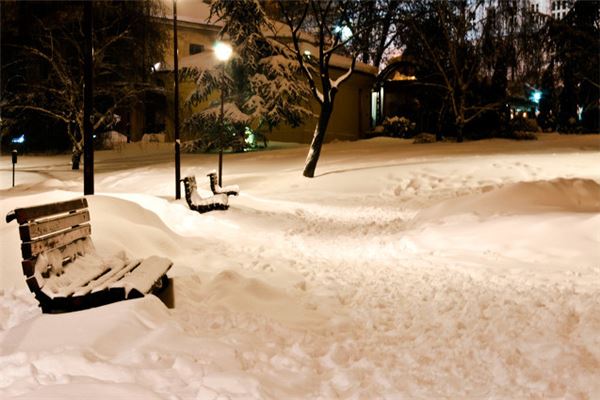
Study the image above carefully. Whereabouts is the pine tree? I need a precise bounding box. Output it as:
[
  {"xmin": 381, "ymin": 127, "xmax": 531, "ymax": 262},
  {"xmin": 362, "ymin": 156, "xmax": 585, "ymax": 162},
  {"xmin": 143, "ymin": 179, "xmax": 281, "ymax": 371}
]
[{"xmin": 182, "ymin": 0, "xmax": 313, "ymax": 153}]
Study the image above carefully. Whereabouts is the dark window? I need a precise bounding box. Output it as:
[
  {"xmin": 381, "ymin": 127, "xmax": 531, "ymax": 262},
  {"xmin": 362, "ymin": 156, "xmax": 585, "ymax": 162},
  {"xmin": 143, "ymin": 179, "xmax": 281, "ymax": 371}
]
[{"xmin": 189, "ymin": 43, "xmax": 204, "ymax": 55}]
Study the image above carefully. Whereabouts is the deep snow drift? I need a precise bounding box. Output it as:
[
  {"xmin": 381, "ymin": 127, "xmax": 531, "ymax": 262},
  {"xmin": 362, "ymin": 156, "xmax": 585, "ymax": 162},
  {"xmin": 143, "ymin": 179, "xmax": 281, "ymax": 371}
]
[{"xmin": 1, "ymin": 134, "xmax": 599, "ymax": 399}]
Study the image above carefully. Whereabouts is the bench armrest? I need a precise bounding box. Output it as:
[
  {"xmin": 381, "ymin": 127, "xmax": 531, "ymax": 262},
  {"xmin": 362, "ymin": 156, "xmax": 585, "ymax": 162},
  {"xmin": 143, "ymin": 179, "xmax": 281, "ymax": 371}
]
[{"xmin": 6, "ymin": 211, "xmax": 16, "ymax": 224}]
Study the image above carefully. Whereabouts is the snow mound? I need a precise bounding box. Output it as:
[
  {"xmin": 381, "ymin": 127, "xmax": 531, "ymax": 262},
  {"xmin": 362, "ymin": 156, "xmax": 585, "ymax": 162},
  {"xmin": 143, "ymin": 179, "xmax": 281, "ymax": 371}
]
[
  {"xmin": 86, "ymin": 195, "xmax": 191, "ymax": 261},
  {"xmin": 12, "ymin": 383, "xmax": 165, "ymax": 400},
  {"xmin": 419, "ymin": 178, "xmax": 600, "ymax": 221},
  {"xmin": 198, "ymin": 270, "xmax": 327, "ymax": 328},
  {"xmin": 0, "ymin": 296, "xmax": 172, "ymax": 356}
]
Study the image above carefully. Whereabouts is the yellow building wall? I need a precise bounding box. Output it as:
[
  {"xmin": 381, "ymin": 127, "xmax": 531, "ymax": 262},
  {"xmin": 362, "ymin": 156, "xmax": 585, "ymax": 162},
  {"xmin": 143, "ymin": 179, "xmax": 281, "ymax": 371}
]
[
  {"xmin": 160, "ymin": 19, "xmax": 376, "ymax": 144},
  {"xmin": 163, "ymin": 23, "xmax": 220, "ymax": 62},
  {"xmin": 267, "ymin": 69, "xmax": 375, "ymax": 144}
]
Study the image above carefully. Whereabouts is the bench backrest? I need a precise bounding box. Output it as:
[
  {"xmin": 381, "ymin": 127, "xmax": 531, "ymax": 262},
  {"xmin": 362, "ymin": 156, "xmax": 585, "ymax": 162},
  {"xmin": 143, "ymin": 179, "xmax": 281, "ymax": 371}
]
[
  {"xmin": 207, "ymin": 171, "xmax": 218, "ymax": 193},
  {"xmin": 182, "ymin": 176, "xmax": 197, "ymax": 209},
  {"xmin": 6, "ymin": 198, "xmax": 93, "ymax": 292}
]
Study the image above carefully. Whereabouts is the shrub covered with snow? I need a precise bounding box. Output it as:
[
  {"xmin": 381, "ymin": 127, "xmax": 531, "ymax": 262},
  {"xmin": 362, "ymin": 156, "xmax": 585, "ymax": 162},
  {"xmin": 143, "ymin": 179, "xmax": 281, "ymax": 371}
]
[
  {"xmin": 510, "ymin": 116, "xmax": 542, "ymax": 133},
  {"xmin": 412, "ymin": 132, "xmax": 437, "ymax": 144},
  {"xmin": 141, "ymin": 133, "xmax": 166, "ymax": 143},
  {"xmin": 96, "ymin": 131, "xmax": 128, "ymax": 150},
  {"xmin": 382, "ymin": 116, "xmax": 416, "ymax": 138}
]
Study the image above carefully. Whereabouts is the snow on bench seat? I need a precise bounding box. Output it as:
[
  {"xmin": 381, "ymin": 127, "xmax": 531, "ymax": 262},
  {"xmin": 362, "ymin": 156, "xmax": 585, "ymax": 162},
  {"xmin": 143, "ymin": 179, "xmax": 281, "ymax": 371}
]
[{"xmin": 108, "ymin": 256, "xmax": 172, "ymax": 297}]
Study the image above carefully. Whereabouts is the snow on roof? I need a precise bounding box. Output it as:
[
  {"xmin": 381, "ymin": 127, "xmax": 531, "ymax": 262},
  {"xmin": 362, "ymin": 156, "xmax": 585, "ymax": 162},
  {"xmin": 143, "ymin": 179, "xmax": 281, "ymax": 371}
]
[
  {"xmin": 266, "ymin": 20, "xmax": 378, "ymax": 76},
  {"xmin": 157, "ymin": 4, "xmax": 376, "ymax": 76},
  {"xmin": 157, "ymin": 0, "xmax": 220, "ymax": 26},
  {"xmin": 163, "ymin": 45, "xmax": 376, "ymax": 77},
  {"xmin": 159, "ymin": 50, "xmax": 218, "ymax": 71},
  {"xmin": 299, "ymin": 42, "xmax": 378, "ymax": 76}
]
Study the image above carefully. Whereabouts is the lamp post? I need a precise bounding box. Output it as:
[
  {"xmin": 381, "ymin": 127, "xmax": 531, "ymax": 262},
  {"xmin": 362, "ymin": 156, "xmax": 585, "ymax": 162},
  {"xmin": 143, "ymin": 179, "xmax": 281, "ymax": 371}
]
[
  {"xmin": 213, "ymin": 41, "xmax": 232, "ymax": 187},
  {"xmin": 173, "ymin": 0, "xmax": 181, "ymax": 199},
  {"xmin": 83, "ymin": 0, "xmax": 94, "ymax": 195}
]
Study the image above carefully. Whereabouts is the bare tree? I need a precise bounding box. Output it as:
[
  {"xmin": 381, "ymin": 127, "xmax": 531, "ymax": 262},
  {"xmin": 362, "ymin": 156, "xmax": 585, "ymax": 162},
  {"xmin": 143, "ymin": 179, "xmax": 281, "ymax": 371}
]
[
  {"xmin": 356, "ymin": 0, "xmax": 405, "ymax": 69},
  {"xmin": 2, "ymin": 1, "xmax": 166, "ymax": 168},
  {"xmin": 277, "ymin": 0, "xmax": 385, "ymax": 177},
  {"xmin": 401, "ymin": 0, "xmax": 549, "ymax": 141}
]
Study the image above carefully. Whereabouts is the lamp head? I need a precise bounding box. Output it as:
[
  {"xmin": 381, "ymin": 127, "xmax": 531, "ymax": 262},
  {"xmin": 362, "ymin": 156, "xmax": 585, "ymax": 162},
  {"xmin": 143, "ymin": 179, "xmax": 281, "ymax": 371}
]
[{"xmin": 214, "ymin": 41, "xmax": 232, "ymax": 62}]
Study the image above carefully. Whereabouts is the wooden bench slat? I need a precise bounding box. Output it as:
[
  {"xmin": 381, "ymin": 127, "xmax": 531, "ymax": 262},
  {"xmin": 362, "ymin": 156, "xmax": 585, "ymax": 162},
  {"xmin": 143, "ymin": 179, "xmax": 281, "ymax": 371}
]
[
  {"xmin": 75, "ymin": 259, "xmax": 142, "ymax": 296},
  {"xmin": 19, "ymin": 210, "xmax": 90, "ymax": 241},
  {"xmin": 9, "ymin": 198, "xmax": 88, "ymax": 224},
  {"xmin": 21, "ymin": 224, "xmax": 91, "ymax": 259},
  {"xmin": 108, "ymin": 256, "xmax": 173, "ymax": 297},
  {"xmin": 41, "ymin": 261, "xmax": 111, "ymax": 299},
  {"xmin": 21, "ymin": 237, "xmax": 94, "ymax": 278}
]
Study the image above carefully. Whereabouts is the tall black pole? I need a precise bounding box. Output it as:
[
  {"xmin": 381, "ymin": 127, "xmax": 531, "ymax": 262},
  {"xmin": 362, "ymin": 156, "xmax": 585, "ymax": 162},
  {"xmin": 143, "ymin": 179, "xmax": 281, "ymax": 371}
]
[
  {"xmin": 83, "ymin": 1, "xmax": 94, "ymax": 195},
  {"xmin": 219, "ymin": 62, "xmax": 224, "ymax": 187},
  {"xmin": 173, "ymin": 0, "xmax": 181, "ymax": 199}
]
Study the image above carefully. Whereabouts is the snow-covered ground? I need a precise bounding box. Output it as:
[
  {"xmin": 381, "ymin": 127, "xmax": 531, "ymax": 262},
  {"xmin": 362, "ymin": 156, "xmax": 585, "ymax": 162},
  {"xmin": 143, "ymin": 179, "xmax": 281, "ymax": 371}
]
[{"xmin": 1, "ymin": 134, "xmax": 599, "ymax": 399}]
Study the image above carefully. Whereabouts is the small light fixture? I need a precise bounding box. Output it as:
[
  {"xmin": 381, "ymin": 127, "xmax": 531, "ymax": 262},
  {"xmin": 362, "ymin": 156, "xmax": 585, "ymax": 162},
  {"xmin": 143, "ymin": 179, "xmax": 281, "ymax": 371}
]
[
  {"xmin": 11, "ymin": 134, "xmax": 25, "ymax": 144},
  {"xmin": 530, "ymin": 90, "xmax": 542, "ymax": 104}
]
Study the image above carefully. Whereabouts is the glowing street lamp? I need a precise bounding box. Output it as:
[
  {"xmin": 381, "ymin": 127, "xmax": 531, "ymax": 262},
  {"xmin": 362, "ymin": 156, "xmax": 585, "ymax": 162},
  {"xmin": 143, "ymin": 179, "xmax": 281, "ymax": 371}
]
[
  {"xmin": 214, "ymin": 41, "xmax": 233, "ymax": 62},
  {"xmin": 214, "ymin": 41, "xmax": 232, "ymax": 187}
]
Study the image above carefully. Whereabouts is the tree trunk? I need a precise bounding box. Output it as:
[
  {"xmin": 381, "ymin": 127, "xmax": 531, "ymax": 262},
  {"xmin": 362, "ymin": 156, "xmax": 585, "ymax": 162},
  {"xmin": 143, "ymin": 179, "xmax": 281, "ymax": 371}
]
[
  {"xmin": 456, "ymin": 124, "xmax": 464, "ymax": 143},
  {"xmin": 457, "ymin": 93, "xmax": 465, "ymax": 143},
  {"xmin": 303, "ymin": 104, "xmax": 332, "ymax": 178},
  {"xmin": 71, "ymin": 148, "xmax": 82, "ymax": 170}
]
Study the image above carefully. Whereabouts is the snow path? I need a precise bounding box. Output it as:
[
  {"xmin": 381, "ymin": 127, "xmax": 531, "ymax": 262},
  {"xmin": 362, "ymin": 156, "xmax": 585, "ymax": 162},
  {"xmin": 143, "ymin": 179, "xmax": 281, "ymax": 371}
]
[{"xmin": 1, "ymin": 135, "xmax": 599, "ymax": 399}]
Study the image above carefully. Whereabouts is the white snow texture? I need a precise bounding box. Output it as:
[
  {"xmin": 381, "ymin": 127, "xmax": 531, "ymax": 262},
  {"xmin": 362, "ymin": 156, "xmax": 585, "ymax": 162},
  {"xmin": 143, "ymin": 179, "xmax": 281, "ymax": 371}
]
[{"xmin": 1, "ymin": 134, "xmax": 599, "ymax": 399}]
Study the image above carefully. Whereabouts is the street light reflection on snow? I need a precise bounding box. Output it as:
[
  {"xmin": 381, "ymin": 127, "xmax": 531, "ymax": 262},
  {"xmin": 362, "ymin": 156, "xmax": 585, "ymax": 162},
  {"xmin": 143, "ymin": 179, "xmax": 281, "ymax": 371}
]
[{"xmin": 214, "ymin": 41, "xmax": 232, "ymax": 62}]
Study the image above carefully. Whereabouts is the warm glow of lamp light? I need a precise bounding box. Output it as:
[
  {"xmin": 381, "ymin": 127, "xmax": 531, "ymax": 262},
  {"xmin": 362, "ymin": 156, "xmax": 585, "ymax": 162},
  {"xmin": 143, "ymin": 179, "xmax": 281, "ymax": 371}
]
[{"xmin": 214, "ymin": 41, "xmax": 232, "ymax": 61}]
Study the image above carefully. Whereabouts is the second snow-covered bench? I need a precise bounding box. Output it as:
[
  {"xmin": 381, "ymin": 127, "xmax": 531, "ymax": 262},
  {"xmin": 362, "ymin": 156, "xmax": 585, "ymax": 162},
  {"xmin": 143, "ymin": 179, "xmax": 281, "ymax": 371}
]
[
  {"xmin": 207, "ymin": 171, "xmax": 239, "ymax": 197},
  {"xmin": 182, "ymin": 175, "xmax": 229, "ymax": 213},
  {"xmin": 6, "ymin": 198, "xmax": 172, "ymax": 313}
]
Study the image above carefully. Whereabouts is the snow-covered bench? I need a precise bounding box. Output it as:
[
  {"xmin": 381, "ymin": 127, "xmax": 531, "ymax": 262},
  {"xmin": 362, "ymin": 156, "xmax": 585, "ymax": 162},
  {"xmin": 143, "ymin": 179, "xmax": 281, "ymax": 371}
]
[
  {"xmin": 207, "ymin": 170, "xmax": 239, "ymax": 197},
  {"xmin": 5, "ymin": 198, "xmax": 172, "ymax": 313},
  {"xmin": 182, "ymin": 175, "xmax": 229, "ymax": 213}
]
